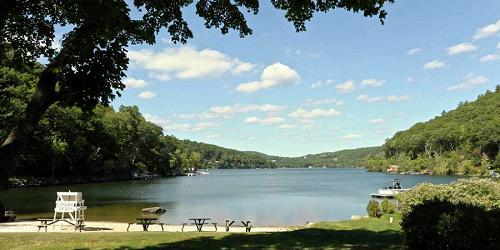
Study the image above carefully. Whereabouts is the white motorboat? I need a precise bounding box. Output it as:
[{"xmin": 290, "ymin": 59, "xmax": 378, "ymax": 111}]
[{"xmin": 371, "ymin": 179, "xmax": 410, "ymax": 198}]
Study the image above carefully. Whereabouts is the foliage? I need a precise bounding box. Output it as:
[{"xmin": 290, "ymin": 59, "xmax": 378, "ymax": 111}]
[
  {"xmin": 365, "ymin": 87, "xmax": 500, "ymax": 175},
  {"xmin": 398, "ymin": 178, "xmax": 500, "ymax": 250},
  {"xmin": 367, "ymin": 200, "xmax": 382, "ymax": 218},
  {"xmin": 380, "ymin": 199, "xmax": 395, "ymax": 214}
]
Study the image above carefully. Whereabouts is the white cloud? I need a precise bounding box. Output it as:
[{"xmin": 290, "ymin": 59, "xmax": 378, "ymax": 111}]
[
  {"xmin": 244, "ymin": 116, "xmax": 285, "ymax": 125},
  {"xmin": 369, "ymin": 118, "xmax": 384, "ymax": 124},
  {"xmin": 235, "ymin": 63, "xmax": 300, "ymax": 93},
  {"xmin": 138, "ymin": 91, "xmax": 156, "ymax": 99},
  {"xmin": 424, "ymin": 60, "xmax": 447, "ymax": 69},
  {"xmin": 233, "ymin": 63, "xmax": 255, "ymax": 75},
  {"xmin": 447, "ymin": 43, "xmax": 478, "ymax": 55},
  {"xmin": 341, "ymin": 134, "xmax": 362, "ymax": 140},
  {"xmin": 311, "ymin": 79, "xmax": 334, "ymax": 89},
  {"xmin": 387, "ymin": 95, "xmax": 410, "ymax": 102},
  {"xmin": 406, "ymin": 77, "xmax": 415, "ymax": 83},
  {"xmin": 303, "ymin": 98, "xmax": 343, "ymax": 106},
  {"xmin": 406, "ymin": 48, "xmax": 422, "ymax": 55},
  {"xmin": 148, "ymin": 73, "xmax": 171, "ymax": 81},
  {"xmin": 356, "ymin": 95, "xmax": 385, "ymax": 103},
  {"xmin": 447, "ymin": 74, "xmax": 488, "ymax": 91},
  {"xmin": 288, "ymin": 108, "xmax": 341, "ymax": 119},
  {"xmin": 176, "ymin": 103, "xmax": 286, "ymax": 120},
  {"xmin": 473, "ymin": 20, "xmax": 500, "ymax": 40},
  {"xmin": 279, "ymin": 124, "xmax": 297, "ymax": 129},
  {"xmin": 143, "ymin": 114, "xmax": 217, "ymax": 132},
  {"xmin": 361, "ymin": 78, "xmax": 385, "ymax": 87},
  {"xmin": 497, "ymin": 42, "xmax": 500, "ymax": 49},
  {"xmin": 124, "ymin": 78, "xmax": 149, "ymax": 88},
  {"xmin": 127, "ymin": 47, "xmax": 253, "ymax": 80},
  {"xmin": 480, "ymin": 54, "xmax": 500, "ymax": 63},
  {"xmin": 335, "ymin": 80, "xmax": 355, "ymax": 93},
  {"xmin": 357, "ymin": 94, "xmax": 409, "ymax": 103}
]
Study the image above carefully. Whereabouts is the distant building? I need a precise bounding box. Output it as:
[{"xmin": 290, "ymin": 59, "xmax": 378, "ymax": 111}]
[{"xmin": 387, "ymin": 165, "xmax": 399, "ymax": 173}]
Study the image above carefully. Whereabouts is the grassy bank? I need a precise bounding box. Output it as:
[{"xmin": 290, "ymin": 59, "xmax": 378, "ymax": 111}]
[{"xmin": 0, "ymin": 215, "xmax": 403, "ymax": 250}]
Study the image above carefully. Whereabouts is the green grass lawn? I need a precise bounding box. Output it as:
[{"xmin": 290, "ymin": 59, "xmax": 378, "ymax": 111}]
[{"xmin": 0, "ymin": 215, "xmax": 403, "ymax": 250}]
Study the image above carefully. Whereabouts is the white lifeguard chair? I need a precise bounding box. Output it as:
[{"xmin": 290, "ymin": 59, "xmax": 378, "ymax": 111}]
[{"xmin": 53, "ymin": 191, "xmax": 87, "ymax": 222}]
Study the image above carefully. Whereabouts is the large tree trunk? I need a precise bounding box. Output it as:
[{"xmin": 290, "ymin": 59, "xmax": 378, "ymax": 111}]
[{"xmin": 0, "ymin": 68, "xmax": 57, "ymax": 188}]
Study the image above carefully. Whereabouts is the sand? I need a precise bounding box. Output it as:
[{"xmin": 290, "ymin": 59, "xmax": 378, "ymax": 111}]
[{"xmin": 0, "ymin": 220, "xmax": 291, "ymax": 233}]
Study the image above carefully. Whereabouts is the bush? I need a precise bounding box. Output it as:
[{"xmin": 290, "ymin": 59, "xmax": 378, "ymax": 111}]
[
  {"xmin": 380, "ymin": 199, "xmax": 396, "ymax": 214},
  {"xmin": 367, "ymin": 200, "xmax": 382, "ymax": 218},
  {"xmin": 397, "ymin": 178, "xmax": 500, "ymax": 250}
]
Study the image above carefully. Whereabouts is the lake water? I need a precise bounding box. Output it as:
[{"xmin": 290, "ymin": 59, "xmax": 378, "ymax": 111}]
[{"xmin": 0, "ymin": 168, "xmax": 460, "ymax": 226}]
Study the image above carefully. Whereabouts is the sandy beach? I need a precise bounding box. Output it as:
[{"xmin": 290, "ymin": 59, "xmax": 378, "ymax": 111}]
[{"xmin": 0, "ymin": 220, "xmax": 291, "ymax": 233}]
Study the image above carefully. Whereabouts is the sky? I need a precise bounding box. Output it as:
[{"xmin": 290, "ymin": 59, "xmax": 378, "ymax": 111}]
[{"xmin": 110, "ymin": 0, "xmax": 500, "ymax": 157}]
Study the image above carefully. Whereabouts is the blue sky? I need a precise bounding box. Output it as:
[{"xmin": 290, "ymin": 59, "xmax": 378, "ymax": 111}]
[{"xmin": 110, "ymin": 0, "xmax": 500, "ymax": 157}]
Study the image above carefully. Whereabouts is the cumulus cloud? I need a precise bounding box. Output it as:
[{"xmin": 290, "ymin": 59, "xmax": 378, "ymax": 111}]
[
  {"xmin": 341, "ymin": 134, "xmax": 362, "ymax": 140},
  {"xmin": 124, "ymin": 77, "xmax": 149, "ymax": 88},
  {"xmin": 447, "ymin": 74, "xmax": 488, "ymax": 91},
  {"xmin": 311, "ymin": 79, "xmax": 334, "ymax": 89},
  {"xmin": 176, "ymin": 103, "xmax": 286, "ymax": 120},
  {"xmin": 288, "ymin": 108, "xmax": 341, "ymax": 119},
  {"xmin": 244, "ymin": 116, "xmax": 285, "ymax": 125},
  {"xmin": 138, "ymin": 91, "xmax": 156, "ymax": 99},
  {"xmin": 473, "ymin": 19, "xmax": 500, "ymax": 40},
  {"xmin": 143, "ymin": 114, "xmax": 217, "ymax": 132},
  {"xmin": 424, "ymin": 60, "xmax": 447, "ymax": 69},
  {"xmin": 279, "ymin": 124, "xmax": 297, "ymax": 129},
  {"xmin": 361, "ymin": 78, "xmax": 385, "ymax": 87},
  {"xmin": 303, "ymin": 98, "xmax": 343, "ymax": 106},
  {"xmin": 406, "ymin": 48, "xmax": 422, "ymax": 55},
  {"xmin": 235, "ymin": 63, "xmax": 300, "ymax": 93},
  {"xmin": 387, "ymin": 95, "xmax": 410, "ymax": 102},
  {"xmin": 480, "ymin": 54, "xmax": 500, "ymax": 63},
  {"xmin": 335, "ymin": 80, "xmax": 355, "ymax": 93},
  {"xmin": 356, "ymin": 95, "xmax": 385, "ymax": 103},
  {"xmin": 127, "ymin": 47, "xmax": 253, "ymax": 80},
  {"xmin": 447, "ymin": 43, "xmax": 478, "ymax": 55},
  {"xmin": 369, "ymin": 118, "xmax": 384, "ymax": 124},
  {"xmin": 357, "ymin": 94, "xmax": 409, "ymax": 103}
]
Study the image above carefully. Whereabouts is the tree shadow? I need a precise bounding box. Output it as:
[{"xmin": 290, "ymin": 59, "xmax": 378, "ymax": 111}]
[{"xmin": 114, "ymin": 227, "xmax": 403, "ymax": 249}]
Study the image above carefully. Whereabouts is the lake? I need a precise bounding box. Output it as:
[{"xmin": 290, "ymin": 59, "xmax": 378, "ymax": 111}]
[{"xmin": 0, "ymin": 168, "xmax": 460, "ymax": 226}]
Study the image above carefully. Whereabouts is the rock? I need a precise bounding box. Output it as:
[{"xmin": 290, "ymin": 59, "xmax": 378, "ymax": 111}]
[{"xmin": 141, "ymin": 207, "xmax": 166, "ymax": 213}]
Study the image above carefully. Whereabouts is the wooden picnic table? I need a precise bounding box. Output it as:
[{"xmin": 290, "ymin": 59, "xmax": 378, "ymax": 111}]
[
  {"xmin": 136, "ymin": 217, "xmax": 157, "ymax": 231},
  {"xmin": 189, "ymin": 218, "xmax": 210, "ymax": 232}
]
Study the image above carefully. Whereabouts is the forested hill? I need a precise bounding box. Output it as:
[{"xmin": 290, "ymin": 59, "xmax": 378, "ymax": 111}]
[
  {"xmin": 270, "ymin": 146, "xmax": 382, "ymax": 168},
  {"xmin": 365, "ymin": 86, "xmax": 500, "ymax": 175}
]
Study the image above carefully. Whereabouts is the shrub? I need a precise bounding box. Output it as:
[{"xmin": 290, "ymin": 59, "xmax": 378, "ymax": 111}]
[
  {"xmin": 367, "ymin": 200, "xmax": 381, "ymax": 218},
  {"xmin": 397, "ymin": 178, "xmax": 500, "ymax": 250},
  {"xmin": 380, "ymin": 199, "xmax": 396, "ymax": 214}
]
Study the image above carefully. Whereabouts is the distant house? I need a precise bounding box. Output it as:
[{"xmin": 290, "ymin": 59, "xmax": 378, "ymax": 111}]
[{"xmin": 387, "ymin": 165, "xmax": 399, "ymax": 173}]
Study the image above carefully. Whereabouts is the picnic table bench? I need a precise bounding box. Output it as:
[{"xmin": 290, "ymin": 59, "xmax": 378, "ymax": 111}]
[
  {"xmin": 225, "ymin": 219, "xmax": 252, "ymax": 232},
  {"xmin": 37, "ymin": 218, "xmax": 85, "ymax": 232}
]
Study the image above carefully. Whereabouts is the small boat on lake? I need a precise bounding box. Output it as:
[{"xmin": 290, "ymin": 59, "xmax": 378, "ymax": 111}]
[
  {"xmin": 196, "ymin": 170, "xmax": 210, "ymax": 175},
  {"xmin": 371, "ymin": 179, "xmax": 410, "ymax": 199}
]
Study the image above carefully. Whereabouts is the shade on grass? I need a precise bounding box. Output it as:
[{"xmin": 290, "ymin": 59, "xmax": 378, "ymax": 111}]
[{"xmin": 0, "ymin": 215, "xmax": 403, "ymax": 250}]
